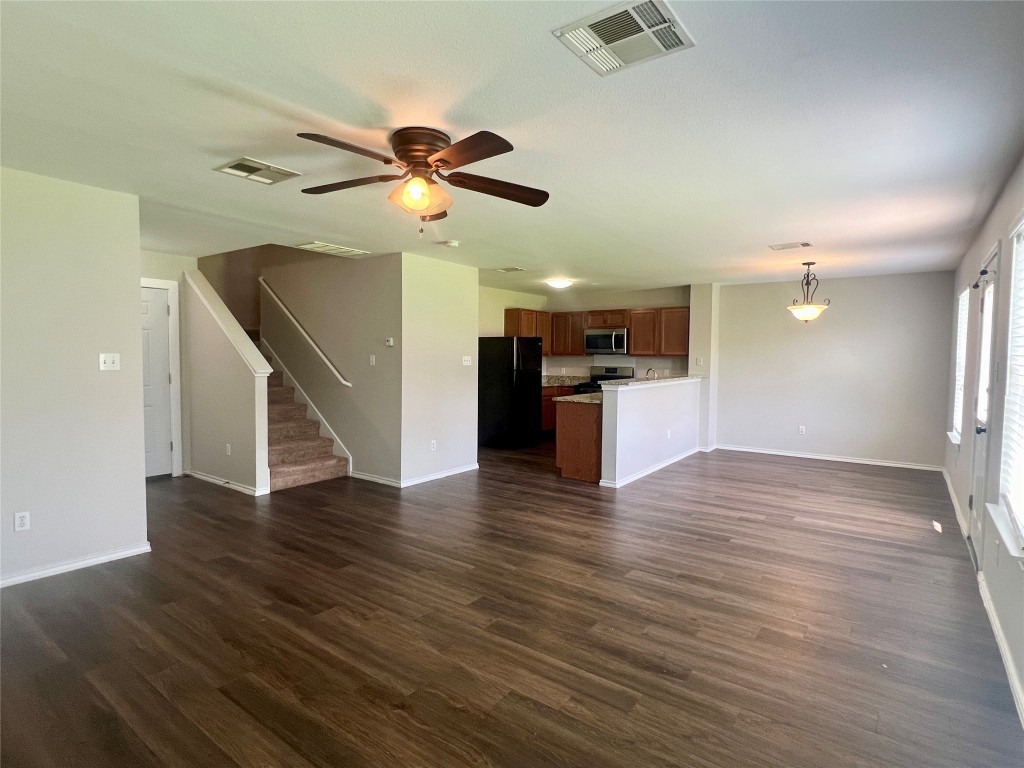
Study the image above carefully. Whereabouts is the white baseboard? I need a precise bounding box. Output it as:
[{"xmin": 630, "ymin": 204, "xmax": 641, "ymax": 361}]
[
  {"xmin": 400, "ymin": 464, "xmax": 479, "ymax": 488},
  {"xmin": 351, "ymin": 463, "xmax": 480, "ymax": 488},
  {"xmin": 1, "ymin": 543, "xmax": 152, "ymax": 588},
  {"xmin": 187, "ymin": 470, "xmax": 269, "ymax": 496},
  {"xmin": 714, "ymin": 445, "xmax": 942, "ymax": 472},
  {"xmin": 977, "ymin": 573, "xmax": 1024, "ymax": 729},
  {"xmin": 600, "ymin": 447, "xmax": 701, "ymax": 488},
  {"xmin": 699, "ymin": 445, "xmax": 717, "ymax": 453},
  {"xmin": 350, "ymin": 471, "xmax": 402, "ymax": 487},
  {"xmin": 941, "ymin": 468, "xmax": 969, "ymax": 537}
]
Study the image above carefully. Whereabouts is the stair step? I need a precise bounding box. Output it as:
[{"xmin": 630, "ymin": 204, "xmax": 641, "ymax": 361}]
[
  {"xmin": 268, "ymin": 385, "xmax": 296, "ymax": 403},
  {"xmin": 269, "ymin": 402, "xmax": 308, "ymax": 422},
  {"xmin": 268, "ymin": 371, "xmax": 284, "ymax": 387},
  {"xmin": 269, "ymin": 418, "xmax": 320, "ymax": 441},
  {"xmin": 270, "ymin": 455, "xmax": 348, "ymax": 491},
  {"xmin": 269, "ymin": 436, "xmax": 334, "ymax": 466}
]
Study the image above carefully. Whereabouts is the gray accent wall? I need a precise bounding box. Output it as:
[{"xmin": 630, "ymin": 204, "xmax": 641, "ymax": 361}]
[{"xmin": 1, "ymin": 167, "xmax": 149, "ymax": 582}]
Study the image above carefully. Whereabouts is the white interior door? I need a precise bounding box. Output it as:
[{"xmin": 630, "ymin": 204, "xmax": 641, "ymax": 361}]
[
  {"xmin": 969, "ymin": 279, "xmax": 997, "ymax": 545},
  {"xmin": 142, "ymin": 286, "xmax": 172, "ymax": 476}
]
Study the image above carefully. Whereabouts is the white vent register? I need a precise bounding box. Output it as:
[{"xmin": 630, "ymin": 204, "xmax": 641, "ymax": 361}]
[{"xmin": 554, "ymin": 0, "xmax": 695, "ymax": 76}]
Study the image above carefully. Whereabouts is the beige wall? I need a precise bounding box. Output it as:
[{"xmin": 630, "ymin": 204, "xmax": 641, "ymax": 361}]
[
  {"xmin": 717, "ymin": 271, "xmax": 954, "ymax": 467},
  {"xmin": 1, "ymin": 167, "xmax": 149, "ymax": 582},
  {"xmin": 403, "ymin": 255, "xmax": 479, "ymax": 483},
  {"xmin": 479, "ymin": 286, "xmax": 547, "ymax": 336},
  {"xmin": 547, "ymin": 285, "xmax": 689, "ymax": 312},
  {"xmin": 142, "ymin": 249, "xmax": 198, "ymax": 281},
  {"xmin": 261, "ymin": 249, "xmax": 405, "ymax": 483}
]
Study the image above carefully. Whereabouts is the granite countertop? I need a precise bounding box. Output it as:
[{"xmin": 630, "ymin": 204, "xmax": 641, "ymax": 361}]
[
  {"xmin": 601, "ymin": 375, "xmax": 695, "ymax": 387},
  {"xmin": 552, "ymin": 392, "xmax": 603, "ymax": 404},
  {"xmin": 543, "ymin": 375, "xmax": 590, "ymax": 387}
]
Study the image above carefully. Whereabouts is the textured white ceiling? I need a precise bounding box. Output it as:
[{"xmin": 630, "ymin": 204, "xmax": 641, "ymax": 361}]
[{"xmin": 2, "ymin": 1, "xmax": 1022, "ymax": 293}]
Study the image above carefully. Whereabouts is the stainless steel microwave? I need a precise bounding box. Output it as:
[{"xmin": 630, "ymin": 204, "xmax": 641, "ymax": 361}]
[{"xmin": 584, "ymin": 328, "xmax": 628, "ymax": 355}]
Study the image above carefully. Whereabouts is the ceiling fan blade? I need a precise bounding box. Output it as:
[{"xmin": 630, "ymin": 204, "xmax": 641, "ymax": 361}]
[
  {"xmin": 444, "ymin": 172, "xmax": 549, "ymax": 207},
  {"xmin": 297, "ymin": 132, "xmax": 401, "ymax": 167},
  {"xmin": 428, "ymin": 131, "xmax": 513, "ymax": 170},
  {"xmin": 301, "ymin": 174, "xmax": 403, "ymax": 195}
]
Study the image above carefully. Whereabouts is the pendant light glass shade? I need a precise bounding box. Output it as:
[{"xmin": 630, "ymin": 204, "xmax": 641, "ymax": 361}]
[
  {"xmin": 387, "ymin": 176, "xmax": 452, "ymax": 217},
  {"xmin": 787, "ymin": 261, "xmax": 830, "ymax": 323}
]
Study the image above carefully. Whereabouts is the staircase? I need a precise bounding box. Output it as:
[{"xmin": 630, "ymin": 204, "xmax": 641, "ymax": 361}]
[{"xmin": 267, "ymin": 370, "xmax": 348, "ymax": 491}]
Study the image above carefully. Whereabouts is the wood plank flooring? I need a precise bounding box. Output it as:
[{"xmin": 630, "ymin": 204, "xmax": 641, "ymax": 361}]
[{"xmin": 2, "ymin": 446, "xmax": 1021, "ymax": 767}]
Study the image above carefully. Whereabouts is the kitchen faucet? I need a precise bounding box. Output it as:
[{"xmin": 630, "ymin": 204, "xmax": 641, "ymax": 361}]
[{"xmin": 646, "ymin": 368, "xmax": 657, "ymax": 379}]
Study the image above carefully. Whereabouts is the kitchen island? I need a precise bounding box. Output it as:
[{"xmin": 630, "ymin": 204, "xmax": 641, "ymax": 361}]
[{"xmin": 553, "ymin": 377, "xmax": 702, "ymax": 487}]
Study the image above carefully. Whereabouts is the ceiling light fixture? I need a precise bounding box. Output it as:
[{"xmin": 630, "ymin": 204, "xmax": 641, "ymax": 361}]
[
  {"xmin": 787, "ymin": 262, "xmax": 830, "ymax": 322},
  {"xmin": 546, "ymin": 279, "xmax": 574, "ymax": 289},
  {"xmin": 386, "ymin": 173, "xmax": 453, "ymax": 218}
]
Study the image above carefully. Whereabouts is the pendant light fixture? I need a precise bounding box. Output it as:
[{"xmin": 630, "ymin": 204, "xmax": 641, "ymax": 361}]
[
  {"xmin": 386, "ymin": 172, "xmax": 453, "ymax": 219},
  {"xmin": 787, "ymin": 262, "xmax": 830, "ymax": 322}
]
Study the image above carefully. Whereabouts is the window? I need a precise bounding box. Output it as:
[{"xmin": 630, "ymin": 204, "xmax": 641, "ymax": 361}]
[
  {"xmin": 1002, "ymin": 224, "xmax": 1024, "ymax": 529},
  {"xmin": 951, "ymin": 288, "xmax": 970, "ymax": 436}
]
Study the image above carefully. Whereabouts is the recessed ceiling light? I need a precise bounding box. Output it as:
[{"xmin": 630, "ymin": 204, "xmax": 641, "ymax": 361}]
[{"xmin": 546, "ymin": 279, "xmax": 574, "ymax": 289}]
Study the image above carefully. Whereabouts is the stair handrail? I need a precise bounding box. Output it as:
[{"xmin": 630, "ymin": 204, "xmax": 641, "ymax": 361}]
[{"xmin": 258, "ymin": 276, "xmax": 353, "ymax": 388}]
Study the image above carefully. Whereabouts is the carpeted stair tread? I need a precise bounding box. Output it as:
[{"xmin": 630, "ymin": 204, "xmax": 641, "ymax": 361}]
[
  {"xmin": 268, "ymin": 371, "xmax": 284, "ymax": 387},
  {"xmin": 269, "ymin": 401, "xmax": 308, "ymax": 422},
  {"xmin": 268, "ymin": 385, "xmax": 295, "ymax": 403},
  {"xmin": 269, "ymin": 436, "xmax": 334, "ymax": 466},
  {"xmin": 270, "ymin": 455, "xmax": 347, "ymax": 491},
  {"xmin": 269, "ymin": 418, "xmax": 320, "ymax": 440}
]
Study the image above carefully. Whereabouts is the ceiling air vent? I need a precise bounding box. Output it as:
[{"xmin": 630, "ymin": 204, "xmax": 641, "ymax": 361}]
[
  {"xmin": 554, "ymin": 0, "xmax": 695, "ymax": 76},
  {"xmin": 293, "ymin": 241, "xmax": 371, "ymax": 258},
  {"xmin": 769, "ymin": 242, "xmax": 814, "ymax": 251},
  {"xmin": 496, "ymin": 266, "xmax": 526, "ymax": 273},
  {"xmin": 215, "ymin": 157, "xmax": 300, "ymax": 185}
]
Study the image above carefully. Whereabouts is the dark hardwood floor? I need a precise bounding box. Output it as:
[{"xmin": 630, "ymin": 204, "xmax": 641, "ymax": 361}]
[{"xmin": 2, "ymin": 446, "xmax": 1021, "ymax": 767}]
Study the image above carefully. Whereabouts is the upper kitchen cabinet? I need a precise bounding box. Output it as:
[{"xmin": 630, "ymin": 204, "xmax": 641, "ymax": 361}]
[
  {"xmin": 504, "ymin": 308, "xmax": 537, "ymax": 338},
  {"xmin": 628, "ymin": 309, "xmax": 658, "ymax": 355},
  {"xmin": 536, "ymin": 311, "xmax": 552, "ymax": 356},
  {"xmin": 586, "ymin": 309, "xmax": 630, "ymax": 328},
  {"xmin": 551, "ymin": 312, "xmax": 586, "ymax": 356},
  {"xmin": 658, "ymin": 307, "xmax": 689, "ymax": 356}
]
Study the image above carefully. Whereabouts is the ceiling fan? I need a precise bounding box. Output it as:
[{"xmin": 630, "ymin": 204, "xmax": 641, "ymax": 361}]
[{"xmin": 297, "ymin": 127, "xmax": 549, "ymax": 222}]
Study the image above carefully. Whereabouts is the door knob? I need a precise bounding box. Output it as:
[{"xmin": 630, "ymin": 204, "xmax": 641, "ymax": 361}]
[{"xmin": 976, "ymin": 426, "xmax": 987, "ymax": 435}]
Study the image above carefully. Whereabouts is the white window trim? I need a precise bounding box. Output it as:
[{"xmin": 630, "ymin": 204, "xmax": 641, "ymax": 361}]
[
  {"xmin": 998, "ymin": 217, "xmax": 1024, "ymax": 549},
  {"xmin": 951, "ymin": 287, "xmax": 970, "ymax": 439}
]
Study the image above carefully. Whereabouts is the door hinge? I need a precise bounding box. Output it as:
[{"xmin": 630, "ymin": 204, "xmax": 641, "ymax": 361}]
[
  {"xmin": 968, "ymin": 494, "xmax": 973, "ymax": 510},
  {"xmin": 168, "ymin": 372, "xmax": 172, "ymax": 384},
  {"xmin": 167, "ymin": 305, "xmax": 171, "ymax": 316},
  {"xmin": 170, "ymin": 440, "xmax": 174, "ymax": 451}
]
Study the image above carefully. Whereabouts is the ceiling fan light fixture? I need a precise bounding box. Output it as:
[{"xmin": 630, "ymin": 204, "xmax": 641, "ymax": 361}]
[{"xmin": 386, "ymin": 176, "xmax": 452, "ymax": 217}]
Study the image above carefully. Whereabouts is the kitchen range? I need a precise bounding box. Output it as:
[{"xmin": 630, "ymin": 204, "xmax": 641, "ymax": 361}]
[{"xmin": 573, "ymin": 366, "xmax": 635, "ymax": 394}]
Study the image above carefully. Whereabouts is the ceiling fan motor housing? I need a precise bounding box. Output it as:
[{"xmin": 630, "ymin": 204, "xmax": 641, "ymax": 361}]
[{"xmin": 389, "ymin": 127, "xmax": 452, "ymax": 168}]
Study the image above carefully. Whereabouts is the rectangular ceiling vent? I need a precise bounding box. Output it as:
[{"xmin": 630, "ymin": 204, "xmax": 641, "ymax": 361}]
[
  {"xmin": 293, "ymin": 241, "xmax": 371, "ymax": 258},
  {"xmin": 495, "ymin": 266, "xmax": 526, "ymax": 273},
  {"xmin": 554, "ymin": 0, "xmax": 695, "ymax": 76},
  {"xmin": 215, "ymin": 157, "xmax": 300, "ymax": 185},
  {"xmin": 769, "ymin": 242, "xmax": 814, "ymax": 251}
]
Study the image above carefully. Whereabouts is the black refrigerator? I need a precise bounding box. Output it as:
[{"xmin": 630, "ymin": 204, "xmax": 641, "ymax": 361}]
[{"xmin": 478, "ymin": 336, "xmax": 542, "ymax": 448}]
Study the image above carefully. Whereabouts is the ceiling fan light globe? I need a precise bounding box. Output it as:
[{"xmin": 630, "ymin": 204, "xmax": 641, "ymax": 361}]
[
  {"xmin": 401, "ymin": 177, "xmax": 431, "ymax": 211},
  {"xmin": 387, "ymin": 177, "xmax": 452, "ymax": 216}
]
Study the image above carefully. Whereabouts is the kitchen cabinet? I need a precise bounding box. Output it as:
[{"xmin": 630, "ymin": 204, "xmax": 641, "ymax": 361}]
[
  {"xmin": 628, "ymin": 309, "xmax": 658, "ymax": 356},
  {"xmin": 555, "ymin": 400, "xmax": 602, "ymax": 483},
  {"xmin": 585, "ymin": 309, "xmax": 630, "ymax": 328},
  {"xmin": 551, "ymin": 312, "xmax": 586, "ymax": 356},
  {"xmin": 542, "ymin": 385, "xmax": 575, "ymax": 431},
  {"xmin": 658, "ymin": 307, "xmax": 689, "ymax": 356},
  {"xmin": 537, "ymin": 311, "xmax": 552, "ymax": 356},
  {"xmin": 504, "ymin": 308, "xmax": 537, "ymax": 337}
]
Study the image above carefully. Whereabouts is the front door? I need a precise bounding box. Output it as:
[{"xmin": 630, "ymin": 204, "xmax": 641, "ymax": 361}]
[
  {"xmin": 969, "ymin": 277, "xmax": 998, "ymax": 547},
  {"xmin": 142, "ymin": 286, "xmax": 172, "ymax": 476}
]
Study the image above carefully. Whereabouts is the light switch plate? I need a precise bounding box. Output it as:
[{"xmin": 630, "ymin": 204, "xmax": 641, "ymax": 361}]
[
  {"xmin": 462, "ymin": 356, "xmax": 472, "ymax": 366},
  {"xmin": 99, "ymin": 353, "xmax": 120, "ymax": 371},
  {"xmin": 385, "ymin": 337, "xmax": 395, "ymax": 347}
]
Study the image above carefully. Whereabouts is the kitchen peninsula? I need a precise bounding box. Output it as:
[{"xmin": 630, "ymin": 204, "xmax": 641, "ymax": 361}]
[{"xmin": 554, "ymin": 376, "xmax": 701, "ymax": 487}]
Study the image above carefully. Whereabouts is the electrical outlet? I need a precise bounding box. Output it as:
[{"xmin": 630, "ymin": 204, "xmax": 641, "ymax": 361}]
[
  {"xmin": 430, "ymin": 440, "xmax": 437, "ymax": 451},
  {"xmin": 226, "ymin": 443, "xmax": 232, "ymax": 455},
  {"xmin": 14, "ymin": 512, "xmax": 30, "ymax": 532},
  {"xmin": 798, "ymin": 426, "xmax": 806, "ymax": 435},
  {"xmin": 369, "ymin": 354, "xmax": 376, "ymax": 366},
  {"xmin": 696, "ymin": 356, "xmax": 703, "ymax": 367},
  {"xmin": 561, "ymin": 368, "xmax": 565, "ymax": 374},
  {"xmin": 98, "ymin": 352, "xmax": 120, "ymax": 371}
]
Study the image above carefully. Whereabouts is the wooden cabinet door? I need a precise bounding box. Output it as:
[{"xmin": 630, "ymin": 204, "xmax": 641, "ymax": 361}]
[
  {"xmin": 585, "ymin": 309, "xmax": 629, "ymax": 328},
  {"xmin": 658, "ymin": 307, "xmax": 690, "ymax": 356},
  {"xmin": 503, "ymin": 308, "xmax": 537, "ymax": 337},
  {"xmin": 551, "ymin": 313, "xmax": 570, "ymax": 355},
  {"xmin": 628, "ymin": 309, "xmax": 658, "ymax": 355},
  {"xmin": 537, "ymin": 311, "xmax": 552, "ymax": 356},
  {"xmin": 568, "ymin": 312, "xmax": 586, "ymax": 355},
  {"xmin": 542, "ymin": 387, "xmax": 557, "ymax": 431}
]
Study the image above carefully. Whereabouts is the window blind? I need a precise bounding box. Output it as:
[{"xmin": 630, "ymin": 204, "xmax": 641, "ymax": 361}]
[
  {"xmin": 1002, "ymin": 227, "xmax": 1024, "ymax": 523},
  {"xmin": 952, "ymin": 289, "xmax": 969, "ymax": 434}
]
